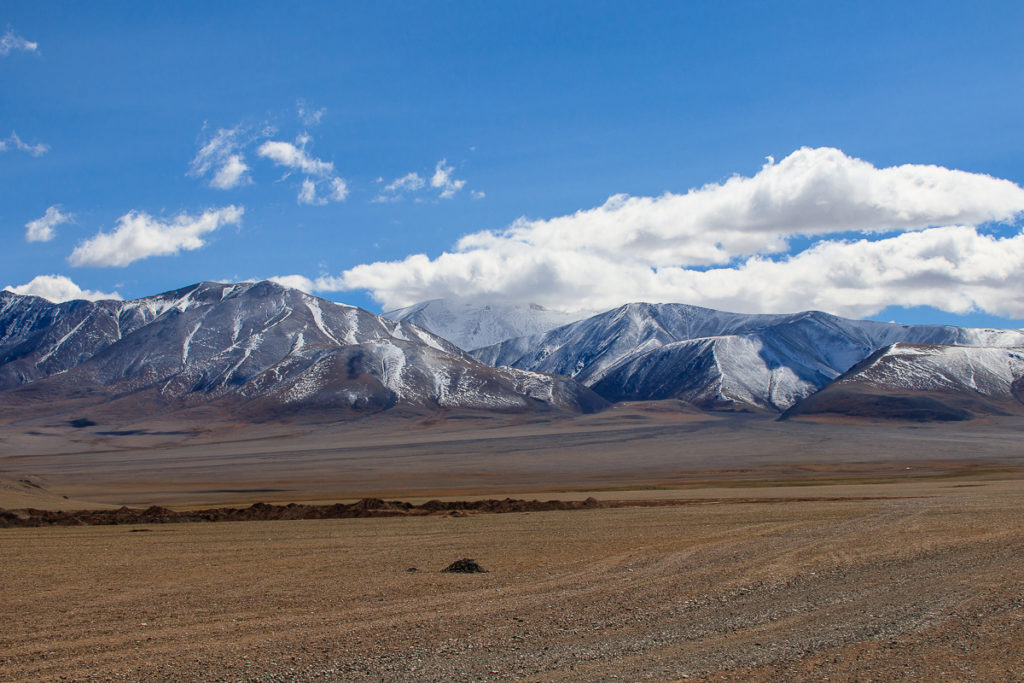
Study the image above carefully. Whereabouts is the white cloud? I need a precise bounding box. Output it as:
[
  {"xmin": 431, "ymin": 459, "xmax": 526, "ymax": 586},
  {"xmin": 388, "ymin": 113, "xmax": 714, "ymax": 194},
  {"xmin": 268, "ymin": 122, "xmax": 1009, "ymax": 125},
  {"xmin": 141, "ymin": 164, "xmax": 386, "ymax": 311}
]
[
  {"xmin": 68, "ymin": 206, "xmax": 243, "ymax": 267},
  {"xmin": 297, "ymin": 178, "xmax": 322, "ymax": 205},
  {"xmin": 387, "ymin": 172, "xmax": 426, "ymax": 193},
  {"xmin": 5, "ymin": 275, "xmax": 120, "ymax": 303},
  {"xmin": 310, "ymin": 147, "xmax": 1024, "ymax": 318},
  {"xmin": 297, "ymin": 100, "xmax": 326, "ymax": 126},
  {"xmin": 454, "ymin": 147, "xmax": 1024, "ymax": 268},
  {"xmin": 373, "ymin": 172, "xmax": 426, "ymax": 202},
  {"xmin": 268, "ymin": 274, "xmax": 316, "ymax": 292},
  {"xmin": 211, "ymin": 154, "xmax": 250, "ymax": 189},
  {"xmin": 0, "ymin": 131, "xmax": 49, "ymax": 156},
  {"xmin": 269, "ymin": 274, "xmax": 346, "ymax": 295},
  {"xmin": 257, "ymin": 135, "xmax": 347, "ymax": 204},
  {"xmin": 257, "ymin": 137, "xmax": 334, "ymax": 176},
  {"xmin": 189, "ymin": 125, "xmax": 255, "ymax": 190},
  {"xmin": 25, "ymin": 205, "xmax": 72, "ymax": 242},
  {"xmin": 328, "ymin": 177, "xmax": 348, "ymax": 201},
  {"xmin": 0, "ymin": 29, "xmax": 37, "ymax": 56},
  {"xmin": 375, "ymin": 160, "xmax": 477, "ymax": 202},
  {"xmin": 431, "ymin": 159, "xmax": 467, "ymax": 199}
]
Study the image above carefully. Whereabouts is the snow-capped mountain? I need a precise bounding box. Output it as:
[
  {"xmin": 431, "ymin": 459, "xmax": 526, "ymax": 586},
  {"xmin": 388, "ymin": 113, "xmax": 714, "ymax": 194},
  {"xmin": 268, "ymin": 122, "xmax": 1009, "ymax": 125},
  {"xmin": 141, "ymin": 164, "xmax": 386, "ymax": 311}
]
[
  {"xmin": 783, "ymin": 343, "xmax": 1024, "ymax": 421},
  {"xmin": 471, "ymin": 303, "xmax": 1024, "ymax": 412},
  {"xmin": 0, "ymin": 282, "xmax": 607, "ymax": 418},
  {"xmin": 383, "ymin": 299, "xmax": 588, "ymax": 350}
]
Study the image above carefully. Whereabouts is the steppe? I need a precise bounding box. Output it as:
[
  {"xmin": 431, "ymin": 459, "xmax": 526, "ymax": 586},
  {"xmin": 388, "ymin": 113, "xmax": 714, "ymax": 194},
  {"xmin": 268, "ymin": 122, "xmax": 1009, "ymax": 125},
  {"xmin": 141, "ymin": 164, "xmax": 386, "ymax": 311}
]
[{"xmin": 2, "ymin": 404, "xmax": 1024, "ymax": 680}]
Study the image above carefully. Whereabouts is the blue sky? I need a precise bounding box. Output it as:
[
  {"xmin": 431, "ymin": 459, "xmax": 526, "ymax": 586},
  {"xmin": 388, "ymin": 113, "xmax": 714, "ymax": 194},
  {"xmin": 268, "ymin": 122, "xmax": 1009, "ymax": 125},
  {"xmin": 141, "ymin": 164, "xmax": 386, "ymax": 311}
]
[{"xmin": 3, "ymin": 1, "xmax": 1024, "ymax": 327}]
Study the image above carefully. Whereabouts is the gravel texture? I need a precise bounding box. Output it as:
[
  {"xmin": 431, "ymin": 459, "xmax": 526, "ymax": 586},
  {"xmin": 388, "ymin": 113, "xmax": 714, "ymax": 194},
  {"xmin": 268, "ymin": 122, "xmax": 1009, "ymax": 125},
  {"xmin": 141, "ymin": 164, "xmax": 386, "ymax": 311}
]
[{"xmin": 2, "ymin": 479, "xmax": 1023, "ymax": 681}]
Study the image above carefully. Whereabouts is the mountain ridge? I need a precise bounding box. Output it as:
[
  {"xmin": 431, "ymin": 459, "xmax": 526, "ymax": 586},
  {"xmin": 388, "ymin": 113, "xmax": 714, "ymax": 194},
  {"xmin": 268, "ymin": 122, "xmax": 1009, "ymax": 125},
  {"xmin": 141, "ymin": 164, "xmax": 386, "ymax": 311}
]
[
  {"xmin": 0, "ymin": 281, "xmax": 607, "ymax": 420},
  {"xmin": 5, "ymin": 284, "xmax": 1024, "ymax": 422},
  {"xmin": 470, "ymin": 302, "xmax": 1024, "ymax": 412}
]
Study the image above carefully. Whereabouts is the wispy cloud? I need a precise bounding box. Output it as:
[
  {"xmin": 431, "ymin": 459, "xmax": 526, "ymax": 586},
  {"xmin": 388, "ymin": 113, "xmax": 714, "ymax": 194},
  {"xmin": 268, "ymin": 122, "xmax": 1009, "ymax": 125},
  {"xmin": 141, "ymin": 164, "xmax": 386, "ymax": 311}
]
[
  {"xmin": 188, "ymin": 125, "xmax": 263, "ymax": 190},
  {"xmin": 297, "ymin": 100, "xmax": 326, "ymax": 127},
  {"xmin": 257, "ymin": 134, "xmax": 347, "ymax": 204},
  {"xmin": 0, "ymin": 29, "xmax": 37, "ymax": 56},
  {"xmin": 25, "ymin": 205, "xmax": 72, "ymax": 242},
  {"xmin": 373, "ymin": 172, "xmax": 426, "ymax": 202},
  {"xmin": 431, "ymin": 159, "xmax": 466, "ymax": 199},
  {"xmin": 5, "ymin": 275, "xmax": 120, "ymax": 303},
  {"xmin": 0, "ymin": 131, "xmax": 49, "ymax": 156},
  {"xmin": 258, "ymin": 136, "xmax": 335, "ymax": 176},
  {"xmin": 69, "ymin": 206, "xmax": 244, "ymax": 267},
  {"xmin": 375, "ymin": 159, "xmax": 476, "ymax": 202},
  {"xmin": 302, "ymin": 147, "xmax": 1024, "ymax": 319}
]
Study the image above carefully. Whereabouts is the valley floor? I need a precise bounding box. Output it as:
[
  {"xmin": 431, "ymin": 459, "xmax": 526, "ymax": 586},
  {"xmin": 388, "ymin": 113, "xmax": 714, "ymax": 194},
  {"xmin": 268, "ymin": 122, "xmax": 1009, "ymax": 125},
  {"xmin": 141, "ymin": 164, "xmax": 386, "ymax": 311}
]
[
  {"xmin": 2, "ymin": 408, "xmax": 1024, "ymax": 680},
  {"xmin": 2, "ymin": 478, "xmax": 1023, "ymax": 681},
  {"xmin": 3, "ymin": 405, "xmax": 1024, "ymax": 508}
]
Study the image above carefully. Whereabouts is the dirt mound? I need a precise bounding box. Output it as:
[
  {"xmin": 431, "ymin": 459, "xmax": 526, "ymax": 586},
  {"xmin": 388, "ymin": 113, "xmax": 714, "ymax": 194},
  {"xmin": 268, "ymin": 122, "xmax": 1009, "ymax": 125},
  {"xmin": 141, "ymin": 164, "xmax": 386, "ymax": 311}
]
[
  {"xmin": 0, "ymin": 498, "xmax": 601, "ymax": 527},
  {"xmin": 0, "ymin": 494, "xmax": 887, "ymax": 528},
  {"xmin": 442, "ymin": 558, "xmax": 487, "ymax": 573}
]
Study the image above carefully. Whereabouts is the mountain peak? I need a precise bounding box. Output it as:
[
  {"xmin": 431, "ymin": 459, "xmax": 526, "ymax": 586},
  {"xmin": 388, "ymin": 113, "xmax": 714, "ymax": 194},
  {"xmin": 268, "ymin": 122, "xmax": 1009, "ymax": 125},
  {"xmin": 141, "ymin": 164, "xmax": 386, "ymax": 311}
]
[{"xmin": 383, "ymin": 298, "xmax": 590, "ymax": 350}]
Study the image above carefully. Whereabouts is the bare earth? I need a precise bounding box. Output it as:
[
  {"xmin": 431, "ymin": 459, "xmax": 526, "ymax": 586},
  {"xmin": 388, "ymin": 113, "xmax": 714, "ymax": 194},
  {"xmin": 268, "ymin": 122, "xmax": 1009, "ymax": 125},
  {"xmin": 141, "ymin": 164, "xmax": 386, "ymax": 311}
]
[{"xmin": 2, "ymin": 407, "xmax": 1024, "ymax": 680}]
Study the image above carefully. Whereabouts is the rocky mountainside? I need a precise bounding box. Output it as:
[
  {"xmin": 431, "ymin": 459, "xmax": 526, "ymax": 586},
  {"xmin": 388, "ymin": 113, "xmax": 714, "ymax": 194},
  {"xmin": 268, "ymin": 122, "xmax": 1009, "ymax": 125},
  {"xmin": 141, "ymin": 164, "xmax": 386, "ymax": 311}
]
[
  {"xmin": 0, "ymin": 282, "xmax": 607, "ymax": 419},
  {"xmin": 471, "ymin": 303, "xmax": 1024, "ymax": 412},
  {"xmin": 383, "ymin": 299, "xmax": 587, "ymax": 350},
  {"xmin": 783, "ymin": 343, "xmax": 1024, "ymax": 421}
]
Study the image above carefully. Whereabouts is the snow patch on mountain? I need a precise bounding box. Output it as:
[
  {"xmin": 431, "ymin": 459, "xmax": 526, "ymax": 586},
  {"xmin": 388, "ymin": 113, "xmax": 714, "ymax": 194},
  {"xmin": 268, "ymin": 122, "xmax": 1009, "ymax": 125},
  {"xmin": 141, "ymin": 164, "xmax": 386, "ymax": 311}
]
[
  {"xmin": 475, "ymin": 302, "xmax": 1024, "ymax": 412},
  {"xmin": 383, "ymin": 299, "xmax": 590, "ymax": 350},
  {"xmin": 0, "ymin": 281, "xmax": 605, "ymax": 416}
]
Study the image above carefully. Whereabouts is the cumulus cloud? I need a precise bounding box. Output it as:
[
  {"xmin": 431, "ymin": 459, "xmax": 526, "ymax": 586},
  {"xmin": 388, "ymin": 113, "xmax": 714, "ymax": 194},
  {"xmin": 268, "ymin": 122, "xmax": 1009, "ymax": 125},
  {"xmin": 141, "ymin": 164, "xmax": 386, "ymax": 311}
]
[
  {"xmin": 0, "ymin": 29, "xmax": 37, "ymax": 56},
  {"xmin": 4, "ymin": 275, "xmax": 120, "ymax": 303},
  {"xmin": 189, "ymin": 125, "xmax": 256, "ymax": 189},
  {"xmin": 68, "ymin": 206, "xmax": 243, "ymax": 267},
  {"xmin": 0, "ymin": 131, "xmax": 49, "ymax": 156},
  {"xmin": 454, "ymin": 147, "xmax": 1024, "ymax": 268},
  {"xmin": 25, "ymin": 205, "xmax": 72, "ymax": 242},
  {"xmin": 257, "ymin": 135, "xmax": 347, "ymax": 204},
  {"xmin": 305, "ymin": 147, "xmax": 1024, "ymax": 318}
]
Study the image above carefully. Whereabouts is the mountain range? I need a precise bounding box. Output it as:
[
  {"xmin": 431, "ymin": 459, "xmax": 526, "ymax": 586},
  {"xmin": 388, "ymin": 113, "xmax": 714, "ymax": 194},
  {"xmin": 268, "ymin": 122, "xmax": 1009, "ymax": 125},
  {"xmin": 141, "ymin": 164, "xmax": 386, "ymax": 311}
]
[
  {"xmin": 0, "ymin": 281, "xmax": 606, "ymax": 421},
  {"xmin": 470, "ymin": 302, "xmax": 1024, "ymax": 417},
  {"xmin": 3, "ymin": 281, "xmax": 1023, "ymax": 423}
]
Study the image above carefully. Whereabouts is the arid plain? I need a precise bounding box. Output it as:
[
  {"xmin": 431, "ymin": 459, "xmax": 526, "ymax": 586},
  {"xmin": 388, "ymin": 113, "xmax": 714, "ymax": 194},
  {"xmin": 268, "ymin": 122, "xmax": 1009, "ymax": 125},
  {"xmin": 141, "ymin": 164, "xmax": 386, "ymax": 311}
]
[{"xmin": 3, "ymin": 405, "xmax": 1024, "ymax": 680}]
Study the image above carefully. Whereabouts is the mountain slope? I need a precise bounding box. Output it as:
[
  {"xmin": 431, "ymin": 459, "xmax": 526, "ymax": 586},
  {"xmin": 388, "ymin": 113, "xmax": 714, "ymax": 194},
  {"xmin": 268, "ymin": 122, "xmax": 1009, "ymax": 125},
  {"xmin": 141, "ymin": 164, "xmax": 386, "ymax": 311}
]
[
  {"xmin": 472, "ymin": 303, "xmax": 1024, "ymax": 411},
  {"xmin": 383, "ymin": 299, "xmax": 587, "ymax": 350},
  {"xmin": 0, "ymin": 282, "xmax": 607, "ymax": 419},
  {"xmin": 783, "ymin": 343, "xmax": 1024, "ymax": 421}
]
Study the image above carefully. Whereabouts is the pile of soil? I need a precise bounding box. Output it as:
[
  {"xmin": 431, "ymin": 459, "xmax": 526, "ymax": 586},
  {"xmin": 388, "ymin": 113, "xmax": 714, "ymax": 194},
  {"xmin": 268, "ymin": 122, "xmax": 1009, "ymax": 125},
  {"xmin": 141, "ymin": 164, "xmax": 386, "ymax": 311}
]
[
  {"xmin": 441, "ymin": 558, "xmax": 488, "ymax": 573},
  {"xmin": 0, "ymin": 496, "xmax": 601, "ymax": 528},
  {"xmin": 0, "ymin": 494, "xmax": 883, "ymax": 528}
]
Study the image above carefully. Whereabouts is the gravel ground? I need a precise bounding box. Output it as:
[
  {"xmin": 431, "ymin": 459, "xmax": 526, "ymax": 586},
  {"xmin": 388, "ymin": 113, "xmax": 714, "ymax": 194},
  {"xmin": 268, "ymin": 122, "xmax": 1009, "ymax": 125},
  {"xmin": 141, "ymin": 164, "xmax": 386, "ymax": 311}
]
[{"xmin": 2, "ymin": 478, "xmax": 1023, "ymax": 681}]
